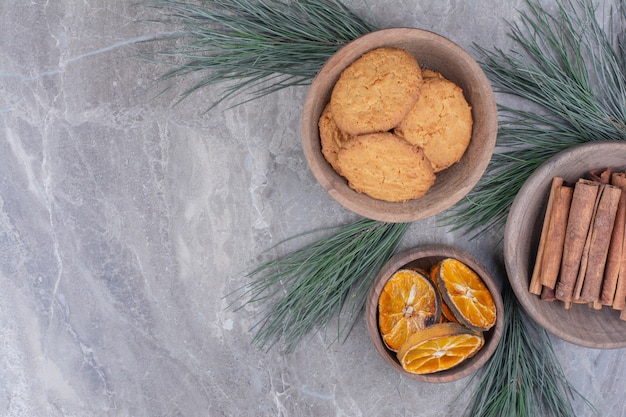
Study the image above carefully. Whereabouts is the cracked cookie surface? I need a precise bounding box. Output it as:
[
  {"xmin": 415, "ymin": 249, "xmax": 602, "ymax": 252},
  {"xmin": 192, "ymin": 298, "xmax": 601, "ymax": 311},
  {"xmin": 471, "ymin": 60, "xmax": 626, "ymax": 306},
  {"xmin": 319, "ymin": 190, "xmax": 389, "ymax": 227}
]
[
  {"xmin": 394, "ymin": 71, "xmax": 473, "ymax": 172},
  {"xmin": 330, "ymin": 47, "xmax": 423, "ymax": 136},
  {"xmin": 336, "ymin": 132, "xmax": 435, "ymax": 202}
]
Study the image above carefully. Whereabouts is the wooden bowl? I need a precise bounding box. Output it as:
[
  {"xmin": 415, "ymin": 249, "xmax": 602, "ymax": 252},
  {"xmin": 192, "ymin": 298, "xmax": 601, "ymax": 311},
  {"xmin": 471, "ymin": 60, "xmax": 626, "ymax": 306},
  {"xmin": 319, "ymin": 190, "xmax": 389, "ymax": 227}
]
[
  {"xmin": 301, "ymin": 28, "xmax": 498, "ymax": 222},
  {"xmin": 504, "ymin": 141, "xmax": 626, "ymax": 349},
  {"xmin": 365, "ymin": 244, "xmax": 504, "ymax": 383}
]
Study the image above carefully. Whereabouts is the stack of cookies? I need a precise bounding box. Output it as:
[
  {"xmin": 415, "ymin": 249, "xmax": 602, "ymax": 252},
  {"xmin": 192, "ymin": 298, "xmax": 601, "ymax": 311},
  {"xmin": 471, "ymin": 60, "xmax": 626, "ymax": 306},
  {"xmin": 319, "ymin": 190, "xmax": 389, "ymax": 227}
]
[{"xmin": 319, "ymin": 47, "xmax": 473, "ymax": 203}]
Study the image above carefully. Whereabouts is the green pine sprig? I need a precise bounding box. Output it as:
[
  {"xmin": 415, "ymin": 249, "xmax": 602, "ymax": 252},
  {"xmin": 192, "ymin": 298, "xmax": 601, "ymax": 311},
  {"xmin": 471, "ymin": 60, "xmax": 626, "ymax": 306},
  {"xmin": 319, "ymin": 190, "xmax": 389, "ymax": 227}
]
[
  {"xmin": 141, "ymin": 1, "xmax": 600, "ymax": 415},
  {"xmin": 143, "ymin": 0, "xmax": 378, "ymax": 109},
  {"xmin": 446, "ymin": 0, "xmax": 626, "ymax": 236},
  {"xmin": 462, "ymin": 282, "xmax": 596, "ymax": 417},
  {"xmin": 231, "ymin": 219, "xmax": 410, "ymax": 353}
]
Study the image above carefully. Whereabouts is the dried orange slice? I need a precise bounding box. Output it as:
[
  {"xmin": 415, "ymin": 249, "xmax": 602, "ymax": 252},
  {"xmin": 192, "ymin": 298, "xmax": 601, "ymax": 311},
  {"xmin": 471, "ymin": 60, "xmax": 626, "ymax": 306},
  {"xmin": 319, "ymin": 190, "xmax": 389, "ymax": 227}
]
[
  {"xmin": 378, "ymin": 269, "xmax": 441, "ymax": 352},
  {"xmin": 397, "ymin": 322, "xmax": 484, "ymax": 374},
  {"xmin": 436, "ymin": 258, "xmax": 496, "ymax": 331},
  {"xmin": 430, "ymin": 262, "xmax": 458, "ymax": 323}
]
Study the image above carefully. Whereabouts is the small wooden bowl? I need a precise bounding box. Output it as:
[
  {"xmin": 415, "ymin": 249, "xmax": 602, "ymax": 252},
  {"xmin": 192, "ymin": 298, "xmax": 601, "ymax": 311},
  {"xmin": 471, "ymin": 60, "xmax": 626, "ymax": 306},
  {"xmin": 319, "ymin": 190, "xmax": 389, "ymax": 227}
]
[
  {"xmin": 365, "ymin": 244, "xmax": 504, "ymax": 383},
  {"xmin": 301, "ymin": 28, "xmax": 498, "ymax": 222},
  {"xmin": 505, "ymin": 141, "xmax": 626, "ymax": 349}
]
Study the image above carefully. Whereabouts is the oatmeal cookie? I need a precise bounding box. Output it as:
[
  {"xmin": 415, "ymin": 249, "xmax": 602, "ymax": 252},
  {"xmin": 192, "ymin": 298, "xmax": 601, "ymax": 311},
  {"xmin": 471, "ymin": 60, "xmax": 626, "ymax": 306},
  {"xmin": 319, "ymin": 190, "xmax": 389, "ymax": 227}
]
[
  {"xmin": 336, "ymin": 132, "xmax": 435, "ymax": 202},
  {"xmin": 330, "ymin": 47, "xmax": 423, "ymax": 136},
  {"xmin": 318, "ymin": 103, "xmax": 351, "ymax": 174},
  {"xmin": 394, "ymin": 72, "xmax": 473, "ymax": 172}
]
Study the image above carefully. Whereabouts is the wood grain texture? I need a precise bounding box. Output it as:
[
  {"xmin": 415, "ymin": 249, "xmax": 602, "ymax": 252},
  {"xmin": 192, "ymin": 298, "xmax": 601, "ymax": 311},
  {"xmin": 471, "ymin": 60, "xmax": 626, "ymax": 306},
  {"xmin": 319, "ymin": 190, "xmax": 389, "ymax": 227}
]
[
  {"xmin": 365, "ymin": 244, "xmax": 504, "ymax": 383},
  {"xmin": 301, "ymin": 28, "xmax": 498, "ymax": 222},
  {"xmin": 504, "ymin": 141, "xmax": 626, "ymax": 349}
]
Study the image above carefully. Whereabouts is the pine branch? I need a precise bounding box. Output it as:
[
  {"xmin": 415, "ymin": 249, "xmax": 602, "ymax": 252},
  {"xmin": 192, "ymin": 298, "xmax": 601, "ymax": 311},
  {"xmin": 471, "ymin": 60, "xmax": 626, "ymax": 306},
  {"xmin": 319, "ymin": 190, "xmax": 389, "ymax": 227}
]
[{"xmin": 445, "ymin": 0, "xmax": 626, "ymax": 236}]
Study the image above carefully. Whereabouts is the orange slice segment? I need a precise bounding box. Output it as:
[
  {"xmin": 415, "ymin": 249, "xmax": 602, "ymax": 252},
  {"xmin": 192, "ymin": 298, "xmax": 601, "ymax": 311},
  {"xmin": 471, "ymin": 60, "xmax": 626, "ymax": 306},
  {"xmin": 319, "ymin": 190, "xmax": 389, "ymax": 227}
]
[
  {"xmin": 397, "ymin": 322, "xmax": 484, "ymax": 374},
  {"xmin": 430, "ymin": 262, "xmax": 458, "ymax": 323},
  {"xmin": 436, "ymin": 258, "xmax": 496, "ymax": 331},
  {"xmin": 378, "ymin": 269, "xmax": 441, "ymax": 352}
]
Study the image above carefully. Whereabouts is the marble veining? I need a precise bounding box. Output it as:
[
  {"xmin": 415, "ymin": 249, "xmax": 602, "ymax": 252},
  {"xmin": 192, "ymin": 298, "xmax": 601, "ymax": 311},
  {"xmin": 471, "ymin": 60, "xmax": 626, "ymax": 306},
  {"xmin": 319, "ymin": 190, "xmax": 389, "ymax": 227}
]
[{"xmin": 1, "ymin": 0, "xmax": 625, "ymax": 416}]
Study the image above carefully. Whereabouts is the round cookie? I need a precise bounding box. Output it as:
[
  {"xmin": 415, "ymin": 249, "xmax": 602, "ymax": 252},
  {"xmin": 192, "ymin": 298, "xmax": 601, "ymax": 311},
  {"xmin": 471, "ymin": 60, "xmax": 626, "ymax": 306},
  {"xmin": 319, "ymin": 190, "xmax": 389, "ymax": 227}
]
[
  {"xmin": 394, "ymin": 73, "xmax": 473, "ymax": 172},
  {"xmin": 421, "ymin": 69, "xmax": 442, "ymax": 79},
  {"xmin": 330, "ymin": 47, "xmax": 423, "ymax": 136},
  {"xmin": 318, "ymin": 103, "xmax": 351, "ymax": 174},
  {"xmin": 336, "ymin": 132, "xmax": 435, "ymax": 202}
]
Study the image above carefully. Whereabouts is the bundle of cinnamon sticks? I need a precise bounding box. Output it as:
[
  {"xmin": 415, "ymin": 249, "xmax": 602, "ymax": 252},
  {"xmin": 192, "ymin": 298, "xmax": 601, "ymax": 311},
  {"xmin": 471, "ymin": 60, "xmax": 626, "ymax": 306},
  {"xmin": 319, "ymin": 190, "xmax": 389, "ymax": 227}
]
[{"xmin": 530, "ymin": 168, "xmax": 626, "ymax": 320}]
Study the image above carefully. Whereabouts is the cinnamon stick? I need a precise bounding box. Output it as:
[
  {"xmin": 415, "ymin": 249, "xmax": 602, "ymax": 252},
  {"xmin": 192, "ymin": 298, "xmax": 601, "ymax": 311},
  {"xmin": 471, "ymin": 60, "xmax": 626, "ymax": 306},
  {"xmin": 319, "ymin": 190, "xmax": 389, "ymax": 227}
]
[
  {"xmin": 600, "ymin": 172, "xmax": 626, "ymax": 305},
  {"xmin": 540, "ymin": 285, "xmax": 556, "ymax": 301},
  {"xmin": 579, "ymin": 184, "xmax": 621, "ymax": 303},
  {"xmin": 572, "ymin": 180, "xmax": 605, "ymax": 301},
  {"xmin": 555, "ymin": 179, "xmax": 600, "ymax": 303},
  {"xmin": 615, "ymin": 277, "xmax": 626, "ymax": 310},
  {"xmin": 530, "ymin": 177, "xmax": 564, "ymax": 295},
  {"xmin": 612, "ymin": 172, "xmax": 626, "ymax": 311},
  {"xmin": 589, "ymin": 167, "xmax": 612, "ymax": 184},
  {"xmin": 540, "ymin": 183, "xmax": 573, "ymax": 289}
]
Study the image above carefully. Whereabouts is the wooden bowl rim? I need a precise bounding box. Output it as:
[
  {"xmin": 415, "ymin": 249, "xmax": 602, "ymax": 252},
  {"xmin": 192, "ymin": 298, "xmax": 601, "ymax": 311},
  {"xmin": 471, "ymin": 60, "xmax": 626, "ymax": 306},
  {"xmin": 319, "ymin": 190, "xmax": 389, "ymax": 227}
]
[
  {"xmin": 365, "ymin": 244, "xmax": 504, "ymax": 383},
  {"xmin": 301, "ymin": 27, "xmax": 498, "ymax": 223},
  {"xmin": 504, "ymin": 141, "xmax": 626, "ymax": 349}
]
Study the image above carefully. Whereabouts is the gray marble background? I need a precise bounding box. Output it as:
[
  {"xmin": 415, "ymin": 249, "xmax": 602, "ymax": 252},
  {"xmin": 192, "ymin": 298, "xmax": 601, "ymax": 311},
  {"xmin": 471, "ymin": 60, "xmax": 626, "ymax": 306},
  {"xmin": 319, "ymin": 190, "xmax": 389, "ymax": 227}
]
[{"xmin": 1, "ymin": 0, "xmax": 624, "ymax": 416}]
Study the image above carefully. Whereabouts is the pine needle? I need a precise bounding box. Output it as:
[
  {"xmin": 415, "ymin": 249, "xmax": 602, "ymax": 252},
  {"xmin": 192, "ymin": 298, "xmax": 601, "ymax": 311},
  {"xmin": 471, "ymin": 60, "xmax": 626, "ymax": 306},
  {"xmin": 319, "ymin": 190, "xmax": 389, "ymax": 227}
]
[
  {"xmin": 462, "ymin": 282, "xmax": 596, "ymax": 417},
  {"xmin": 136, "ymin": 2, "xmax": 606, "ymax": 415},
  {"xmin": 445, "ymin": 0, "xmax": 626, "ymax": 236},
  {"xmin": 143, "ymin": 0, "xmax": 378, "ymax": 109},
  {"xmin": 231, "ymin": 219, "xmax": 410, "ymax": 353}
]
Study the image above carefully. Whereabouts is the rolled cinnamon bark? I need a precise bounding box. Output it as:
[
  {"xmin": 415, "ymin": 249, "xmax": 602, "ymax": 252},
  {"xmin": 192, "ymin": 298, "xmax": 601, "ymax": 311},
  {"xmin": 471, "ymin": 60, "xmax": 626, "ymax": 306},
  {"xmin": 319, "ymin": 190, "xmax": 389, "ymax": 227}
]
[
  {"xmin": 540, "ymin": 184, "xmax": 573, "ymax": 289},
  {"xmin": 615, "ymin": 278, "xmax": 626, "ymax": 310},
  {"xmin": 580, "ymin": 184, "xmax": 621, "ymax": 303},
  {"xmin": 614, "ymin": 258, "xmax": 626, "ymax": 310},
  {"xmin": 572, "ymin": 180, "xmax": 606, "ymax": 301},
  {"xmin": 530, "ymin": 177, "xmax": 564, "ymax": 295},
  {"xmin": 612, "ymin": 173, "xmax": 626, "ymax": 311},
  {"xmin": 589, "ymin": 167, "xmax": 612, "ymax": 184},
  {"xmin": 601, "ymin": 172, "xmax": 626, "ymax": 305},
  {"xmin": 540, "ymin": 285, "xmax": 556, "ymax": 301},
  {"xmin": 555, "ymin": 179, "xmax": 600, "ymax": 303}
]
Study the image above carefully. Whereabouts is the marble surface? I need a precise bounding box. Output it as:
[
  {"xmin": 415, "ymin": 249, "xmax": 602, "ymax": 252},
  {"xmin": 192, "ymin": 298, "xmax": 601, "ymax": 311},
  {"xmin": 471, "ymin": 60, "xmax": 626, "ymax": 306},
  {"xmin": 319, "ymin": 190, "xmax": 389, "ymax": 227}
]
[{"xmin": 1, "ymin": 0, "xmax": 624, "ymax": 416}]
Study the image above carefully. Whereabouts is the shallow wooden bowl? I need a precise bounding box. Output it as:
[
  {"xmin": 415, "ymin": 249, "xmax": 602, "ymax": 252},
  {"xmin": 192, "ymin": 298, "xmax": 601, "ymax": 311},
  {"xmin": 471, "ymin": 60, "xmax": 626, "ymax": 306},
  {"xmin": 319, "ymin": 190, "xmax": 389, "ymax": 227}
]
[
  {"xmin": 504, "ymin": 141, "xmax": 626, "ymax": 349},
  {"xmin": 301, "ymin": 28, "xmax": 498, "ymax": 222},
  {"xmin": 365, "ymin": 244, "xmax": 504, "ymax": 383}
]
